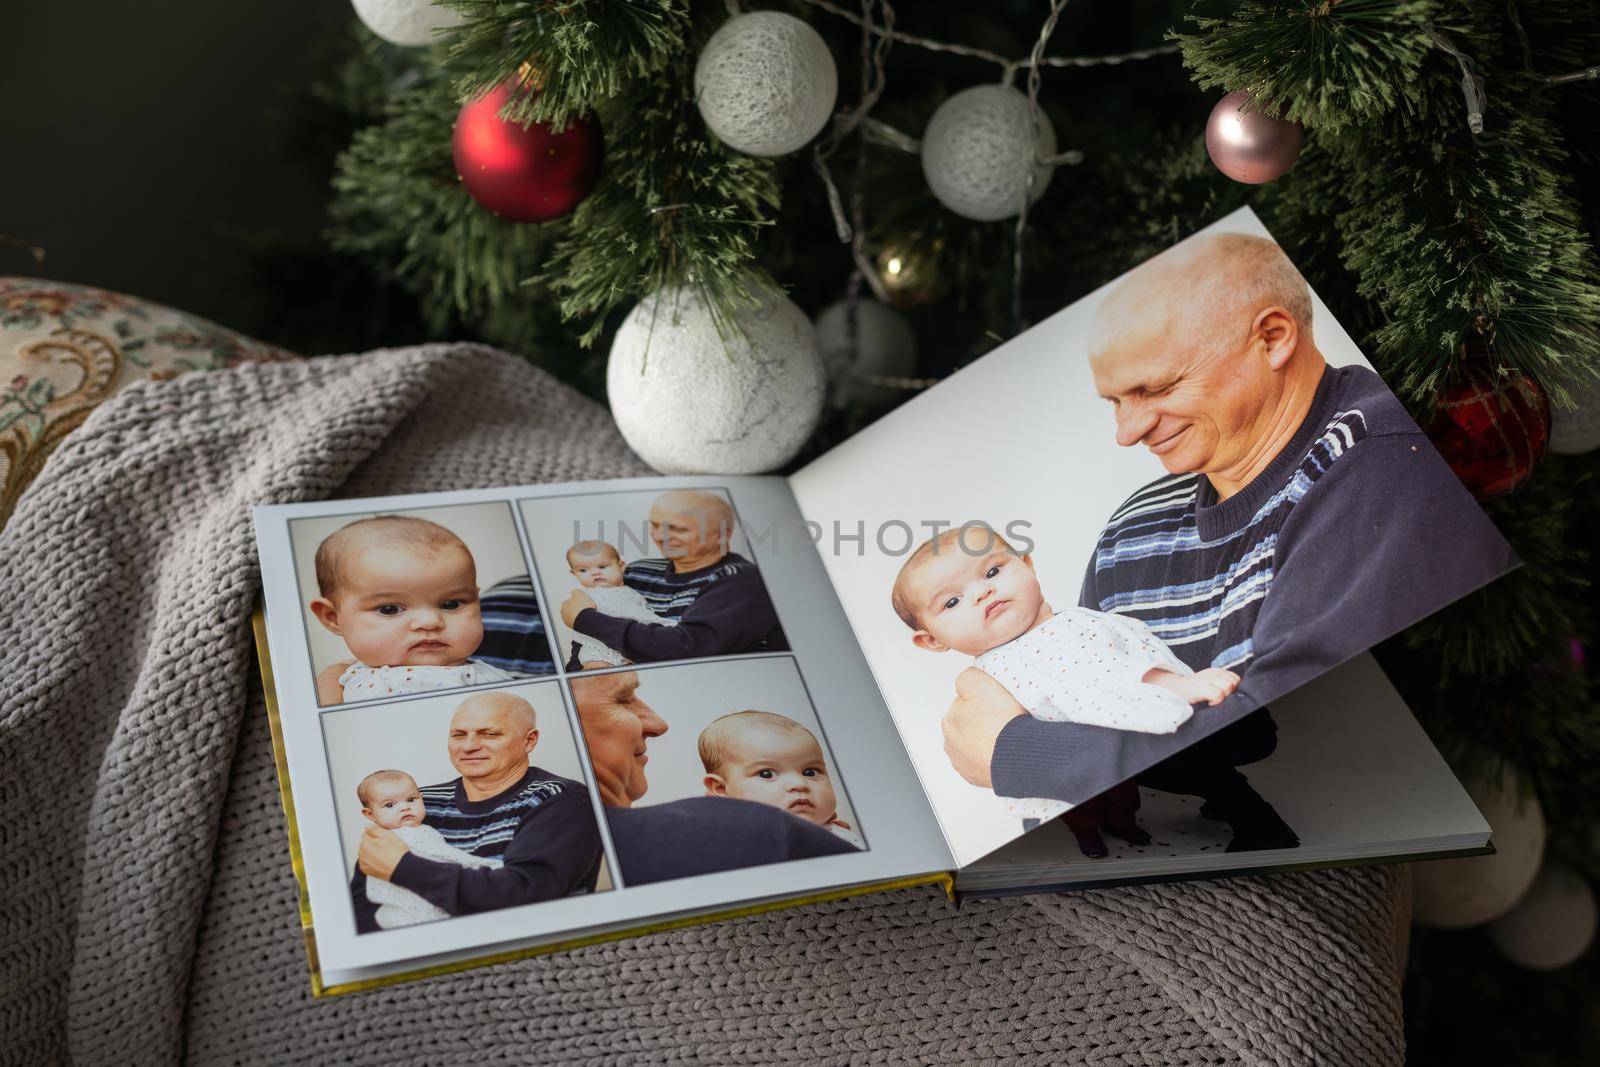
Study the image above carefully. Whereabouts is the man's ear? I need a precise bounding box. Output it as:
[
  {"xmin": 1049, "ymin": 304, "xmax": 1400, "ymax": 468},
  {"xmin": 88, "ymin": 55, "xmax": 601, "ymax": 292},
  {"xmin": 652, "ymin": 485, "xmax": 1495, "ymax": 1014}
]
[
  {"xmin": 310, "ymin": 597, "xmax": 343, "ymax": 635},
  {"xmin": 1255, "ymin": 306, "xmax": 1299, "ymax": 370},
  {"xmin": 911, "ymin": 630, "xmax": 949, "ymax": 653},
  {"xmin": 703, "ymin": 773, "xmax": 729, "ymax": 797},
  {"xmin": 523, "ymin": 729, "xmax": 540, "ymax": 755}
]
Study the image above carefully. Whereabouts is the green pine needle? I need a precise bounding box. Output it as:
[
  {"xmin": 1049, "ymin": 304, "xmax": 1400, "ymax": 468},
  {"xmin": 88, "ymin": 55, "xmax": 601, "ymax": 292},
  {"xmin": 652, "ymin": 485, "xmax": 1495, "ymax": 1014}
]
[{"xmin": 1176, "ymin": 0, "xmax": 1439, "ymax": 130}]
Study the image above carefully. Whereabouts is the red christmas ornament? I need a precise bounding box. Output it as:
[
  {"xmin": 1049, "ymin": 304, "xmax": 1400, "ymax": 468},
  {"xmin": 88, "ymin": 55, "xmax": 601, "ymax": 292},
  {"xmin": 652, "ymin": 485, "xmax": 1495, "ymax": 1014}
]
[
  {"xmin": 1425, "ymin": 363, "xmax": 1550, "ymax": 500},
  {"xmin": 452, "ymin": 81, "xmax": 603, "ymax": 223}
]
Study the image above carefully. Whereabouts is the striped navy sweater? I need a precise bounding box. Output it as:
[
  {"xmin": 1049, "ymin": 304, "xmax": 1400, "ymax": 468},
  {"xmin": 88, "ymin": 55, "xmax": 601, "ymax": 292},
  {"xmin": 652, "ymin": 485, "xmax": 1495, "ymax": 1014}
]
[
  {"xmin": 990, "ymin": 363, "xmax": 1516, "ymax": 804},
  {"xmin": 571, "ymin": 551, "xmax": 789, "ymax": 665},
  {"xmin": 475, "ymin": 575, "xmax": 556, "ymax": 676},
  {"xmin": 351, "ymin": 766, "xmax": 602, "ymax": 932}
]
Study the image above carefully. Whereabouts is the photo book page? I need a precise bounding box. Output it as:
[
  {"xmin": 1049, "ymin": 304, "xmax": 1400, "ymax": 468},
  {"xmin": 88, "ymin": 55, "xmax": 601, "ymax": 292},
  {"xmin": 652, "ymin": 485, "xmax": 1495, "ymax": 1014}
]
[
  {"xmin": 254, "ymin": 475, "xmax": 952, "ymax": 987},
  {"xmin": 790, "ymin": 207, "xmax": 1516, "ymax": 868}
]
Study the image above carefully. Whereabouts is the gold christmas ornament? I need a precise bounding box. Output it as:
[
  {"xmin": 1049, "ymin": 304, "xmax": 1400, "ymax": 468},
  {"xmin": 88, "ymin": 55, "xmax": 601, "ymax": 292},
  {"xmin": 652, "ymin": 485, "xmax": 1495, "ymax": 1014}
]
[{"xmin": 874, "ymin": 233, "xmax": 945, "ymax": 308}]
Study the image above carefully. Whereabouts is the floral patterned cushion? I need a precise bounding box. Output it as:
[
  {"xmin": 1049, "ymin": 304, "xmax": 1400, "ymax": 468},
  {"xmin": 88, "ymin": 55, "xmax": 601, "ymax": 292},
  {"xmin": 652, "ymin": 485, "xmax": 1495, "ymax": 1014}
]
[{"xmin": 0, "ymin": 277, "xmax": 297, "ymax": 526}]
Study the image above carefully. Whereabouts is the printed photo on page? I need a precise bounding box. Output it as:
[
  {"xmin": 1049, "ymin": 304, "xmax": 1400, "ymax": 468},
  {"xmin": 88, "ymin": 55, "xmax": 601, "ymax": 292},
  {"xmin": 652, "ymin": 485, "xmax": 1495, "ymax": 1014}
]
[
  {"xmin": 288, "ymin": 501, "xmax": 556, "ymax": 707},
  {"xmin": 324, "ymin": 679, "xmax": 612, "ymax": 935},
  {"xmin": 518, "ymin": 487, "xmax": 789, "ymax": 673},
  {"xmin": 789, "ymin": 207, "xmax": 1517, "ymax": 868}
]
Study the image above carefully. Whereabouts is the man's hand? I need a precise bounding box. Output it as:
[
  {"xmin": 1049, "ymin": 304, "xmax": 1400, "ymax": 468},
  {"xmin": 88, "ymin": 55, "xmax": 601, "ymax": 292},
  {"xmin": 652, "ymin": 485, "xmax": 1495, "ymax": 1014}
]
[
  {"xmin": 941, "ymin": 667, "xmax": 1026, "ymax": 789},
  {"xmin": 315, "ymin": 661, "xmax": 352, "ymax": 706},
  {"xmin": 560, "ymin": 589, "xmax": 597, "ymax": 629},
  {"xmin": 357, "ymin": 825, "xmax": 410, "ymax": 881}
]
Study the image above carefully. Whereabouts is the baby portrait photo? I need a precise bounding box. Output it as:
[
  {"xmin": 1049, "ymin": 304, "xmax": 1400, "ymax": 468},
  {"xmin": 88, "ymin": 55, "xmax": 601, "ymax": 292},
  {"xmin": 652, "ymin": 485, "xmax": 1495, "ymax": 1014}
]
[
  {"xmin": 791, "ymin": 209, "xmax": 1518, "ymax": 867},
  {"xmin": 322, "ymin": 679, "xmax": 610, "ymax": 934},
  {"xmin": 566, "ymin": 656, "xmax": 864, "ymax": 887},
  {"xmin": 288, "ymin": 501, "xmax": 556, "ymax": 707},
  {"xmin": 519, "ymin": 487, "xmax": 789, "ymax": 673}
]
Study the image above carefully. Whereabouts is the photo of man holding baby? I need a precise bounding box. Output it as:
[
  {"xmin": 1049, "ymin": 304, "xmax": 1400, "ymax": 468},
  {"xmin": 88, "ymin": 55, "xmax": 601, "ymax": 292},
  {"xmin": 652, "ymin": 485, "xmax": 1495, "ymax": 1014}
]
[
  {"xmin": 569, "ymin": 659, "xmax": 860, "ymax": 887},
  {"xmin": 933, "ymin": 232, "xmax": 1516, "ymax": 853},
  {"xmin": 344, "ymin": 687, "xmax": 605, "ymax": 932},
  {"xmin": 293, "ymin": 502, "xmax": 557, "ymax": 707},
  {"xmin": 519, "ymin": 488, "xmax": 789, "ymax": 672}
]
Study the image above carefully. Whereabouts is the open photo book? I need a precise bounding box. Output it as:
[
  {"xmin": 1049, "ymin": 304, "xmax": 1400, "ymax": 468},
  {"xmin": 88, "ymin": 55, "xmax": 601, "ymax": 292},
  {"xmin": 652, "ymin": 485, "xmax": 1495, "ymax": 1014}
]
[{"xmin": 252, "ymin": 208, "xmax": 1512, "ymax": 994}]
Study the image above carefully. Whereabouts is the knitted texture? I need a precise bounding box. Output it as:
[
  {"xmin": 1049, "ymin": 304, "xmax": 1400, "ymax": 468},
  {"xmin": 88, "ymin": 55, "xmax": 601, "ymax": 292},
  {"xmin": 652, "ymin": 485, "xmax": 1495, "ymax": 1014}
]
[{"xmin": 0, "ymin": 344, "xmax": 1407, "ymax": 1065}]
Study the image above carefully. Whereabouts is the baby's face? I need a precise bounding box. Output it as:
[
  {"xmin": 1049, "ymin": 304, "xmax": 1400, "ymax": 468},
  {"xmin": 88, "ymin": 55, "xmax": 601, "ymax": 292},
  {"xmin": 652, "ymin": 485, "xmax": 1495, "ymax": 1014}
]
[
  {"xmin": 713, "ymin": 726, "xmax": 838, "ymax": 827},
  {"xmin": 363, "ymin": 778, "xmax": 425, "ymax": 830},
  {"xmin": 570, "ymin": 551, "xmax": 624, "ymax": 589},
  {"xmin": 319, "ymin": 543, "xmax": 483, "ymax": 668},
  {"xmin": 906, "ymin": 544, "xmax": 1045, "ymax": 657}
]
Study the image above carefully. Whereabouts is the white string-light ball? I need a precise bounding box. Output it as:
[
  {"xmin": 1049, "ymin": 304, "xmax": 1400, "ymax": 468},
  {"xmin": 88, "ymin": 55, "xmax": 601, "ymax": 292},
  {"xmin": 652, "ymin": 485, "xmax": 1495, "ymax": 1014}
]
[
  {"xmin": 607, "ymin": 283, "xmax": 826, "ymax": 474},
  {"xmin": 1550, "ymin": 373, "xmax": 1600, "ymax": 455},
  {"xmin": 1488, "ymin": 864, "xmax": 1597, "ymax": 970},
  {"xmin": 351, "ymin": 0, "xmax": 463, "ymax": 47},
  {"xmin": 816, "ymin": 299, "xmax": 917, "ymax": 410},
  {"xmin": 921, "ymin": 84, "xmax": 1056, "ymax": 221},
  {"xmin": 1412, "ymin": 766, "xmax": 1546, "ymax": 929},
  {"xmin": 694, "ymin": 12, "xmax": 838, "ymax": 157}
]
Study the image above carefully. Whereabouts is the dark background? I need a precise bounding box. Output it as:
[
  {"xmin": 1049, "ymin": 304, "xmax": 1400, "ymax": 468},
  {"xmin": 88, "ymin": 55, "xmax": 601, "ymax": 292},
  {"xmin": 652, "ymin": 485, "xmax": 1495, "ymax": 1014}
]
[{"xmin": 1, "ymin": 0, "xmax": 344, "ymax": 335}]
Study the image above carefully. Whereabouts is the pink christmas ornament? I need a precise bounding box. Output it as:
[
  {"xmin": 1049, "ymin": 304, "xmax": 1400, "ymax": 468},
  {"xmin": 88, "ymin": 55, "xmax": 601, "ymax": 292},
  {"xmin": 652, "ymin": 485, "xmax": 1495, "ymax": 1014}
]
[{"xmin": 1205, "ymin": 89, "xmax": 1302, "ymax": 184}]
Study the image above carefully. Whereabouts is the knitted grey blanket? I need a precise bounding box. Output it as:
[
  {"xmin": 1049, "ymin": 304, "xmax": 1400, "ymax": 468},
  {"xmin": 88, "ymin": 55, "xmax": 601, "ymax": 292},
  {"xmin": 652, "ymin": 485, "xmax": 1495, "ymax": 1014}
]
[{"xmin": 0, "ymin": 346, "xmax": 1409, "ymax": 1065}]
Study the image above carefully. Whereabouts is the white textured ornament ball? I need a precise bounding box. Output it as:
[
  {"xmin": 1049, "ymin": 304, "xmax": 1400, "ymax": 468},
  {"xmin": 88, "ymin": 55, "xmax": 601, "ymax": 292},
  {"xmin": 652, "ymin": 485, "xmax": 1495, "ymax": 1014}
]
[
  {"xmin": 694, "ymin": 12, "xmax": 838, "ymax": 157},
  {"xmin": 351, "ymin": 0, "xmax": 464, "ymax": 47},
  {"xmin": 1412, "ymin": 767, "xmax": 1546, "ymax": 929},
  {"xmin": 816, "ymin": 299, "xmax": 917, "ymax": 410},
  {"xmin": 1550, "ymin": 373, "xmax": 1600, "ymax": 455},
  {"xmin": 608, "ymin": 284, "xmax": 826, "ymax": 474},
  {"xmin": 921, "ymin": 84, "xmax": 1056, "ymax": 221},
  {"xmin": 1488, "ymin": 864, "xmax": 1597, "ymax": 970}
]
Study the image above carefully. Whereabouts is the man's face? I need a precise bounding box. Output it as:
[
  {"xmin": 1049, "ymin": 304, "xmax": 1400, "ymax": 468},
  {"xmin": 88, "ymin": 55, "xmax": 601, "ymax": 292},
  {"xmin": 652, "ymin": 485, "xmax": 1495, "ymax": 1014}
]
[
  {"xmin": 907, "ymin": 539, "xmax": 1044, "ymax": 657},
  {"xmin": 316, "ymin": 543, "xmax": 483, "ymax": 668},
  {"xmin": 363, "ymin": 778, "xmax": 425, "ymax": 830},
  {"xmin": 448, "ymin": 700, "xmax": 537, "ymax": 782},
  {"xmin": 1089, "ymin": 314, "xmax": 1272, "ymax": 477},
  {"xmin": 710, "ymin": 725, "xmax": 837, "ymax": 828},
  {"xmin": 572, "ymin": 671, "xmax": 667, "ymax": 806},
  {"xmin": 648, "ymin": 498, "xmax": 727, "ymax": 562}
]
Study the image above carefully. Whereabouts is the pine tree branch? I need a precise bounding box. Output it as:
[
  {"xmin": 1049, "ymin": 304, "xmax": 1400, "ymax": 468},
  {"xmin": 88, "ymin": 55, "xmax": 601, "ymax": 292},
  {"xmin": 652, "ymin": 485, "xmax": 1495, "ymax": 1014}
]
[
  {"xmin": 327, "ymin": 66, "xmax": 559, "ymax": 351},
  {"xmin": 443, "ymin": 0, "xmax": 691, "ymax": 129},
  {"xmin": 1176, "ymin": 0, "xmax": 1439, "ymax": 130},
  {"xmin": 539, "ymin": 48, "xmax": 781, "ymax": 345}
]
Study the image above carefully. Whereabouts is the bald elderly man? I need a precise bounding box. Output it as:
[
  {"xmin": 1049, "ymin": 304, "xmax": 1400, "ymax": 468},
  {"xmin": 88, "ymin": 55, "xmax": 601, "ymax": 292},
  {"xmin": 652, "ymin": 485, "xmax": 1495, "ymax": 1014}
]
[
  {"xmin": 350, "ymin": 691, "xmax": 602, "ymax": 931},
  {"xmin": 942, "ymin": 232, "xmax": 1515, "ymax": 850},
  {"xmin": 571, "ymin": 671, "xmax": 854, "ymax": 886},
  {"xmin": 558, "ymin": 489, "xmax": 788, "ymax": 667}
]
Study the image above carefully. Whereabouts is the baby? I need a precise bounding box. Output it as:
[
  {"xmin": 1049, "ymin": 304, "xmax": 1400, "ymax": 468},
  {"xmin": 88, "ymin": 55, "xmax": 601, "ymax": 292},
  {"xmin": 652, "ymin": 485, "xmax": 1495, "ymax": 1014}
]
[
  {"xmin": 310, "ymin": 515, "xmax": 516, "ymax": 702},
  {"xmin": 356, "ymin": 769, "xmax": 501, "ymax": 929},
  {"xmin": 892, "ymin": 525, "xmax": 1239, "ymax": 853},
  {"xmin": 698, "ymin": 710, "xmax": 864, "ymax": 849},
  {"xmin": 565, "ymin": 540, "xmax": 676, "ymax": 669}
]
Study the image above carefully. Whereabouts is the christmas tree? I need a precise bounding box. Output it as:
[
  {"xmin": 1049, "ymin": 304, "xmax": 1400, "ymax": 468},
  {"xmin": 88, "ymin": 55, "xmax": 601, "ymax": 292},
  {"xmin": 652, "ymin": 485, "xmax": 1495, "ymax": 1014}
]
[{"xmin": 261, "ymin": 2, "xmax": 1600, "ymax": 1058}]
